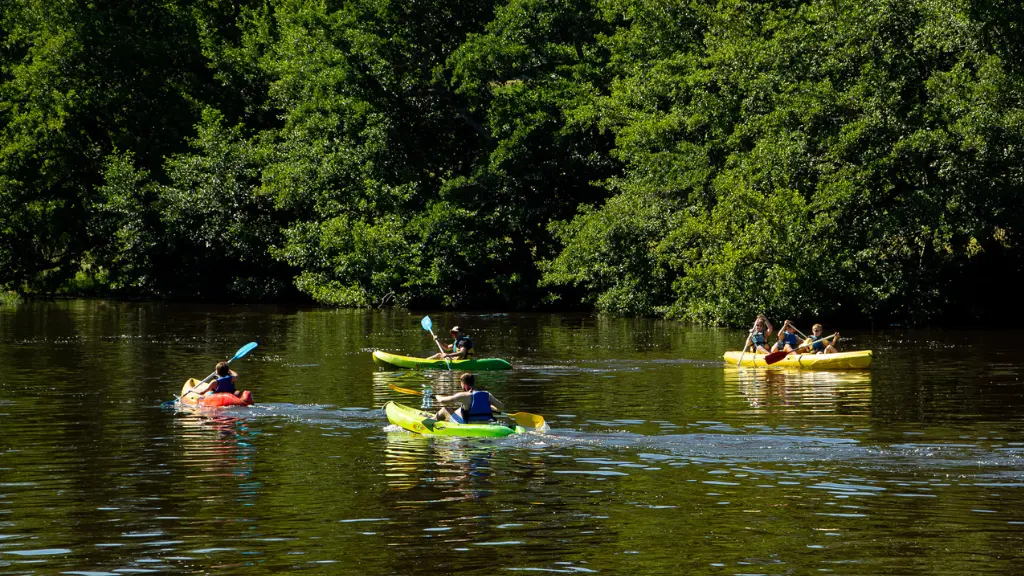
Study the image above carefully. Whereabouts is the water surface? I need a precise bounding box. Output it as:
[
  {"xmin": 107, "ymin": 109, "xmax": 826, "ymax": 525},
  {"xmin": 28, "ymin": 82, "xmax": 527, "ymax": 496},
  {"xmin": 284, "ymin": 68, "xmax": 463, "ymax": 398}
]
[{"xmin": 1, "ymin": 301, "xmax": 1022, "ymax": 574}]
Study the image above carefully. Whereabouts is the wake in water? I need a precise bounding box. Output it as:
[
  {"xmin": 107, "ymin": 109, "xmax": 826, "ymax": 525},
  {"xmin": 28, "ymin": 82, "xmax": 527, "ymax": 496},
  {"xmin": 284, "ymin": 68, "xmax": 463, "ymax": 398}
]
[{"xmin": 170, "ymin": 400, "xmax": 1024, "ymax": 481}]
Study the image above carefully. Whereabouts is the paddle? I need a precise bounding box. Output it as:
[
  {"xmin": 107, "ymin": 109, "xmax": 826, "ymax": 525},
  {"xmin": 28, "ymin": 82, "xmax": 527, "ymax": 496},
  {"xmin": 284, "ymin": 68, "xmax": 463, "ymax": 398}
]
[
  {"xmin": 388, "ymin": 383, "xmax": 546, "ymax": 429},
  {"xmin": 764, "ymin": 332, "xmax": 837, "ymax": 365},
  {"xmin": 164, "ymin": 341, "xmax": 259, "ymax": 406},
  {"xmin": 737, "ymin": 333, "xmax": 751, "ymax": 367},
  {"xmin": 421, "ymin": 316, "xmax": 451, "ymax": 370}
]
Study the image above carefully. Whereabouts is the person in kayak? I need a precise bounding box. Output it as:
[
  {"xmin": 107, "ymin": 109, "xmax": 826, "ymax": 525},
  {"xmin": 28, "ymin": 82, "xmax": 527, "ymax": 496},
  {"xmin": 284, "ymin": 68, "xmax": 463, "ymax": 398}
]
[
  {"xmin": 427, "ymin": 325, "xmax": 474, "ymax": 360},
  {"xmin": 771, "ymin": 319, "xmax": 801, "ymax": 353},
  {"xmin": 207, "ymin": 361, "xmax": 241, "ymax": 396},
  {"xmin": 434, "ymin": 373, "xmax": 504, "ymax": 424},
  {"xmin": 746, "ymin": 314, "xmax": 773, "ymax": 353},
  {"xmin": 804, "ymin": 324, "xmax": 840, "ymax": 354}
]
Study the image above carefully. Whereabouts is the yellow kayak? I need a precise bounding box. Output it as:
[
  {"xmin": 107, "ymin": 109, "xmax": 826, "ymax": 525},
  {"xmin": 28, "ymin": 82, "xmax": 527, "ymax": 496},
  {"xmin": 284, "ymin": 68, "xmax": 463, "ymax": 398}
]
[
  {"xmin": 384, "ymin": 401, "xmax": 521, "ymax": 437},
  {"xmin": 723, "ymin": 350, "xmax": 873, "ymax": 370}
]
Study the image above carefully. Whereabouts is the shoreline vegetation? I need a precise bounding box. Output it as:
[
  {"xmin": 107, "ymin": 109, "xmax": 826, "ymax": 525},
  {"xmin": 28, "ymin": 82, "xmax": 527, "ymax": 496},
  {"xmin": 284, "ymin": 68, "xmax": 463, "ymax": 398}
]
[{"xmin": 1, "ymin": 0, "xmax": 1022, "ymax": 327}]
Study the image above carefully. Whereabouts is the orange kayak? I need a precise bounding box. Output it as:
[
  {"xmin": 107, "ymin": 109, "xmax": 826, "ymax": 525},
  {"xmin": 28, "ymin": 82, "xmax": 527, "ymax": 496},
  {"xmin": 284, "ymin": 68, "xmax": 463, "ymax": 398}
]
[{"xmin": 179, "ymin": 378, "xmax": 254, "ymax": 407}]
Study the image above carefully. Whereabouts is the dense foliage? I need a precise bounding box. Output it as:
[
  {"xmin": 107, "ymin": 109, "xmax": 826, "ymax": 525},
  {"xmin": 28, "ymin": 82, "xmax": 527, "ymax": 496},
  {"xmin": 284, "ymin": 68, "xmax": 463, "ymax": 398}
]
[{"xmin": 1, "ymin": 0, "xmax": 1021, "ymax": 325}]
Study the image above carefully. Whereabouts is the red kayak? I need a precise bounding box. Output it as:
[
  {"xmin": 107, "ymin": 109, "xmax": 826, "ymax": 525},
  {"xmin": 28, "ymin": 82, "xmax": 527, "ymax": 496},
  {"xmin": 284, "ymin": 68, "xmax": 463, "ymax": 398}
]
[{"xmin": 179, "ymin": 378, "xmax": 254, "ymax": 407}]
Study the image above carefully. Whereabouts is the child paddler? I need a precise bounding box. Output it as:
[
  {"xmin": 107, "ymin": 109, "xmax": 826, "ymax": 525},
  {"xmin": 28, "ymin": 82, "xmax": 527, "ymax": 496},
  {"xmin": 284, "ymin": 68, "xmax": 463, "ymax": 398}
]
[
  {"xmin": 746, "ymin": 314, "xmax": 773, "ymax": 354},
  {"xmin": 191, "ymin": 361, "xmax": 240, "ymax": 396},
  {"xmin": 805, "ymin": 324, "xmax": 840, "ymax": 354},
  {"xmin": 771, "ymin": 319, "xmax": 801, "ymax": 353},
  {"xmin": 435, "ymin": 373, "xmax": 504, "ymax": 424}
]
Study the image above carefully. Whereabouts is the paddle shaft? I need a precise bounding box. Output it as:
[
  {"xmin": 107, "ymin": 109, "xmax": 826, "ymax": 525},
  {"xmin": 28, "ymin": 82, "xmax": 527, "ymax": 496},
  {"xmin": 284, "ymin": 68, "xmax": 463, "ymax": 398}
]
[
  {"xmin": 429, "ymin": 328, "xmax": 449, "ymax": 357},
  {"xmin": 788, "ymin": 325, "xmax": 837, "ymax": 346},
  {"xmin": 421, "ymin": 316, "xmax": 452, "ymax": 370},
  {"xmin": 778, "ymin": 324, "xmax": 838, "ymax": 348},
  {"xmin": 796, "ymin": 331, "xmax": 837, "ymax": 350},
  {"xmin": 737, "ymin": 334, "xmax": 750, "ymax": 367}
]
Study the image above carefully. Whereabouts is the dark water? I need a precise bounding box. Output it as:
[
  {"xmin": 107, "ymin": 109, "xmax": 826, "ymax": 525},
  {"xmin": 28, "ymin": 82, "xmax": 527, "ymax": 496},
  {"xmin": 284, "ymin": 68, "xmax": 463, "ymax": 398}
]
[{"xmin": 1, "ymin": 301, "xmax": 1023, "ymax": 574}]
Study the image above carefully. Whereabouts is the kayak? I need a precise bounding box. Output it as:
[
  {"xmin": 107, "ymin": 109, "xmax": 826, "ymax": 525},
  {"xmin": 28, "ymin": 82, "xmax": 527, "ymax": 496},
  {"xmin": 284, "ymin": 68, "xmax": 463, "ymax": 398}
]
[
  {"xmin": 723, "ymin": 350, "xmax": 873, "ymax": 370},
  {"xmin": 384, "ymin": 401, "xmax": 521, "ymax": 437},
  {"xmin": 179, "ymin": 378, "xmax": 255, "ymax": 407},
  {"xmin": 372, "ymin": 350, "xmax": 512, "ymax": 370}
]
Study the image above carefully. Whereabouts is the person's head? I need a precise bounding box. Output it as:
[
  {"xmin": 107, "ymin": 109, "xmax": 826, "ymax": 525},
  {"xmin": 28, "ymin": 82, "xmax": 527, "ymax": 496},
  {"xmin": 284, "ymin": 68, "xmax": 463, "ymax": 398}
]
[
  {"xmin": 215, "ymin": 361, "xmax": 230, "ymax": 377},
  {"xmin": 450, "ymin": 326, "xmax": 462, "ymax": 337},
  {"xmin": 460, "ymin": 372, "xmax": 476, "ymax": 390},
  {"xmin": 753, "ymin": 317, "xmax": 764, "ymax": 330},
  {"xmin": 812, "ymin": 324, "xmax": 823, "ymax": 337},
  {"xmin": 785, "ymin": 322, "xmax": 797, "ymax": 333}
]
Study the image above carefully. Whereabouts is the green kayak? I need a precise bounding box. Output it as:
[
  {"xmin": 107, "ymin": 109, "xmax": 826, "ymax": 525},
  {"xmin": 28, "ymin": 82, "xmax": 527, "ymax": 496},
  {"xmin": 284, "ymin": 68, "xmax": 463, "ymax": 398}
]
[
  {"xmin": 372, "ymin": 350, "xmax": 513, "ymax": 370},
  {"xmin": 384, "ymin": 401, "xmax": 521, "ymax": 437}
]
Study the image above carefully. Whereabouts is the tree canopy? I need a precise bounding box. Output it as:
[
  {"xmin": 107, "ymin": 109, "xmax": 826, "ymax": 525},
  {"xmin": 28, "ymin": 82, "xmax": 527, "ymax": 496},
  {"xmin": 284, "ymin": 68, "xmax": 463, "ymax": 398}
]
[{"xmin": 1, "ymin": 0, "xmax": 1021, "ymax": 326}]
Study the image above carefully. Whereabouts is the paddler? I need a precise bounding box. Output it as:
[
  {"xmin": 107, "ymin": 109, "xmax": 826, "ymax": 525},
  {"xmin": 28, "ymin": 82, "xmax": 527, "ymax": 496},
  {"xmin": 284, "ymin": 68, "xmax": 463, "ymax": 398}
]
[
  {"xmin": 747, "ymin": 314, "xmax": 773, "ymax": 354},
  {"xmin": 206, "ymin": 361, "xmax": 241, "ymax": 397},
  {"xmin": 771, "ymin": 319, "xmax": 801, "ymax": 353},
  {"xmin": 427, "ymin": 325, "xmax": 474, "ymax": 360},
  {"xmin": 434, "ymin": 373, "xmax": 504, "ymax": 423},
  {"xmin": 804, "ymin": 324, "xmax": 840, "ymax": 354}
]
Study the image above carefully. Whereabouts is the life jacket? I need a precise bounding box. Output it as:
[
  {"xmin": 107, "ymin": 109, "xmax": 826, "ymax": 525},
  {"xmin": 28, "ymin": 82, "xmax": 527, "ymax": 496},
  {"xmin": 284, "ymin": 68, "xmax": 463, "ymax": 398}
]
[
  {"xmin": 214, "ymin": 374, "xmax": 235, "ymax": 394},
  {"xmin": 750, "ymin": 331, "xmax": 767, "ymax": 349},
  {"xmin": 453, "ymin": 335, "xmax": 474, "ymax": 358},
  {"xmin": 457, "ymin": 390, "xmax": 492, "ymax": 423},
  {"xmin": 779, "ymin": 331, "xmax": 799, "ymax": 349},
  {"xmin": 809, "ymin": 336, "xmax": 826, "ymax": 352}
]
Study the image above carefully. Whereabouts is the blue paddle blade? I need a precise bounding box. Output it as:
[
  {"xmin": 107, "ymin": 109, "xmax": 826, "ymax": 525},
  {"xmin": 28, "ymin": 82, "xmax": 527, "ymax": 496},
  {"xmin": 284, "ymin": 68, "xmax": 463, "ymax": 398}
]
[
  {"xmin": 230, "ymin": 341, "xmax": 259, "ymax": 363},
  {"xmin": 420, "ymin": 316, "xmax": 432, "ymax": 332}
]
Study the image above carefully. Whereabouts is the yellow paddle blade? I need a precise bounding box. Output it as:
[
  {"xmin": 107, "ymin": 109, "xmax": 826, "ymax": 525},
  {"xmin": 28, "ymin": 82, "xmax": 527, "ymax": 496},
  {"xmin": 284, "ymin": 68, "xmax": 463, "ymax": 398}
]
[
  {"xmin": 508, "ymin": 411, "xmax": 546, "ymax": 429},
  {"xmin": 389, "ymin": 383, "xmax": 425, "ymax": 396}
]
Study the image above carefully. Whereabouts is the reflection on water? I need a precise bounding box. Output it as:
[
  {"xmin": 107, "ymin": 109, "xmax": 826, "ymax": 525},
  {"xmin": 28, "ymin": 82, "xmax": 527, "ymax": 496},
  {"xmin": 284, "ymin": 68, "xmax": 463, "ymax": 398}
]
[
  {"xmin": 2, "ymin": 301, "xmax": 1024, "ymax": 574},
  {"xmin": 725, "ymin": 366, "xmax": 873, "ymax": 415},
  {"xmin": 384, "ymin": 433, "xmax": 496, "ymax": 499},
  {"xmin": 173, "ymin": 411, "xmax": 259, "ymax": 504}
]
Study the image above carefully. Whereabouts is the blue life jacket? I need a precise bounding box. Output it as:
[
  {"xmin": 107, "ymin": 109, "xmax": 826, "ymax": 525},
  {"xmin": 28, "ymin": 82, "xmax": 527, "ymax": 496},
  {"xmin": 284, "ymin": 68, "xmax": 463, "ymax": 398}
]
[
  {"xmin": 810, "ymin": 336, "xmax": 826, "ymax": 352},
  {"xmin": 779, "ymin": 331, "xmax": 799, "ymax": 349},
  {"xmin": 453, "ymin": 335, "xmax": 474, "ymax": 358},
  {"xmin": 214, "ymin": 374, "xmax": 235, "ymax": 394},
  {"xmin": 456, "ymin": 390, "xmax": 492, "ymax": 423},
  {"xmin": 750, "ymin": 331, "xmax": 767, "ymax": 349}
]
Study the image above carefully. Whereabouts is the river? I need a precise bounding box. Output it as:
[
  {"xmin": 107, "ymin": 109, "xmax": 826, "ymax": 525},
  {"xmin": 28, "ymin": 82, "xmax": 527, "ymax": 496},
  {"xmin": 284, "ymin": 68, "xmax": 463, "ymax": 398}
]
[{"xmin": 0, "ymin": 300, "xmax": 1022, "ymax": 574}]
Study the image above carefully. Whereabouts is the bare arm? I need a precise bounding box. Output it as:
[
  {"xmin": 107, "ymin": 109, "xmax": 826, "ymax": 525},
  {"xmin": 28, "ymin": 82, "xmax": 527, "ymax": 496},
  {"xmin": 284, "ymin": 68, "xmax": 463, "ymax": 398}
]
[
  {"xmin": 435, "ymin": 391, "xmax": 469, "ymax": 406},
  {"xmin": 446, "ymin": 345, "xmax": 468, "ymax": 359},
  {"xmin": 433, "ymin": 335, "xmax": 454, "ymax": 352},
  {"xmin": 488, "ymin": 393, "xmax": 504, "ymax": 412}
]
